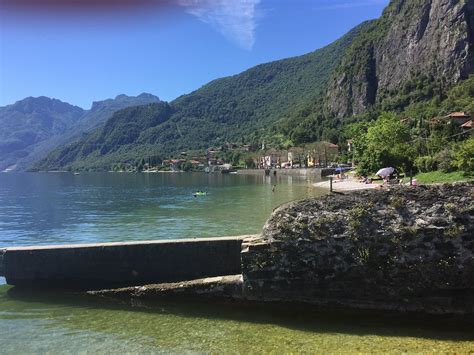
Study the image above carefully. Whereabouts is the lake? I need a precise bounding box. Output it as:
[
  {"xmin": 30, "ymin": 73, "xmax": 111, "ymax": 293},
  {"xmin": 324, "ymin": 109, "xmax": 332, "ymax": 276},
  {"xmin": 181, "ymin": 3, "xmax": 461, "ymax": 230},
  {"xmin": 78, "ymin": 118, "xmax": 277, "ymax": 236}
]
[
  {"xmin": 0, "ymin": 172, "xmax": 473, "ymax": 353},
  {"xmin": 0, "ymin": 172, "xmax": 321, "ymax": 247}
]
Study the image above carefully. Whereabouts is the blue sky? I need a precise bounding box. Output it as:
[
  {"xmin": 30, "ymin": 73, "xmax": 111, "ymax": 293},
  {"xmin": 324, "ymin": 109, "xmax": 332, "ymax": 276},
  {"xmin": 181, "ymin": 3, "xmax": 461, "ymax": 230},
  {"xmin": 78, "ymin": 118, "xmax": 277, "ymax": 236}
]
[{"xmin": 0, "ymin": 0, "xmax": 388, "ymax": 108}]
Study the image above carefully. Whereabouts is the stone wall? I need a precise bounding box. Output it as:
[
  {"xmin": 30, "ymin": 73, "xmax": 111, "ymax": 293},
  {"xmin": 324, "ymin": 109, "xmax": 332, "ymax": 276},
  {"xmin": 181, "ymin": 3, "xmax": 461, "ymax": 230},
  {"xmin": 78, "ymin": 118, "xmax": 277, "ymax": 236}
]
[
  {"xmin": 241, "ymin": 184, "xmax": 474, "ymax": 314},
  {"xmin": 2, "ymin": 237, "xmax": 247, "ymax": 289},
  {"xmin": 0, "ymin": 249, "xmax": 5, "ymax": 277}
]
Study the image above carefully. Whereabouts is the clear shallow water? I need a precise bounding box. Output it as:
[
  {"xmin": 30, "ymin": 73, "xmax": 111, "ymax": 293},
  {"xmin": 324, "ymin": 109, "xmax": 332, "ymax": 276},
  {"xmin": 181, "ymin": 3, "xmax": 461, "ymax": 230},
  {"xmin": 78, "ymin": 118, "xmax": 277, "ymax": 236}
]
[
  {"xmin": 0, "ymin": 172, "xmax": 473, "ymax": 353},
  {"xmin": 0, "ymin": 286, "xmax": 473, "ymax": 353},
  {"xmin": 0, "ymin": 172, "xmax": 320, "ymax": 247}
]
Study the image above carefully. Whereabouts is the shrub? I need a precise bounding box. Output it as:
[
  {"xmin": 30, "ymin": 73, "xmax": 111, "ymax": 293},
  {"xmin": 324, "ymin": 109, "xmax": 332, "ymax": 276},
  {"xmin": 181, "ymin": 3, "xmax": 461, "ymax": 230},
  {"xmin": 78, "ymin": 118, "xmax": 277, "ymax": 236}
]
[
  {"xmin": 434, "ymin": 148, "xmax": 454, "ymax": 173},
  {"xmin": 453, "ymin": 138, "xmax": 474, "ymax": 175},
  {"xmin": 245, "ymin": 157, "xmax": 256, "ymax": 168},
  {"xmin": 415, "ymin": 155, "xmax": 436, "ymax": 173}
]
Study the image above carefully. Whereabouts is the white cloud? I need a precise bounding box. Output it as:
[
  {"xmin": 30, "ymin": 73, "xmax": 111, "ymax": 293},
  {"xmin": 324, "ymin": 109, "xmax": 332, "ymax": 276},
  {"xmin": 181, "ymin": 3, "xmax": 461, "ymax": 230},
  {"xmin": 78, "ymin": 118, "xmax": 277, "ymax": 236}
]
[{"xmin": 179, "ymin": 0, "xmax": 261, "ymax": 50}]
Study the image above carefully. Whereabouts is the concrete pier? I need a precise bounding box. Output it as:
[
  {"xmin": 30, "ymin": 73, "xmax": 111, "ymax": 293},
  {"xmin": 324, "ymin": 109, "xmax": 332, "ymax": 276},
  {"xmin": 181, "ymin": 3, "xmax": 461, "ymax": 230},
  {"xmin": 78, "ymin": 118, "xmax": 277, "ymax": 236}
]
[{"xmin": 0, "ymin": 236, "xmax": 252, "ymax": 289}]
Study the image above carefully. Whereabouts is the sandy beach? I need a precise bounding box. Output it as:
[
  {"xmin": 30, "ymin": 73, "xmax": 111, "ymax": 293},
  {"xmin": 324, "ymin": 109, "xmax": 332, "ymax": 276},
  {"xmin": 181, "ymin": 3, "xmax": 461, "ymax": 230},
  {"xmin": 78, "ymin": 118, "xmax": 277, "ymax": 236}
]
[{"xmin": 313, "ymin": 179, "xmax": 377, "ymax": 192}]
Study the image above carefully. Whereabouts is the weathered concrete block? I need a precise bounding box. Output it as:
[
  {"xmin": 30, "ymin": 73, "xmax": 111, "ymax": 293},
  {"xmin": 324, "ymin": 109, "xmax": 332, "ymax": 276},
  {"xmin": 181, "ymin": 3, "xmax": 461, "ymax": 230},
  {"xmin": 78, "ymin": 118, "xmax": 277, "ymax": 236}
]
[
  {"xmin": 0, "ymin": 249, "xmax": 5, "ymax": 277},
  {"xmin": 2, "ymin": 237, "xmax": 248, "ymax": 289}
]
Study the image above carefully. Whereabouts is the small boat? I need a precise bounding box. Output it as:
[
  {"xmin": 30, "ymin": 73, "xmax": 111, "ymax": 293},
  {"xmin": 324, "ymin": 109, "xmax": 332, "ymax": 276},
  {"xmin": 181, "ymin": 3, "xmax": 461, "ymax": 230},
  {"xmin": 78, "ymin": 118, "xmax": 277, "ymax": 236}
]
[
  {"xmin": 193, "ymin": 191, "xmax": 207, "ymax": 197},
  {"xmin": 73, "ymin": 172, "xmax": 81, "ymax": 175}
]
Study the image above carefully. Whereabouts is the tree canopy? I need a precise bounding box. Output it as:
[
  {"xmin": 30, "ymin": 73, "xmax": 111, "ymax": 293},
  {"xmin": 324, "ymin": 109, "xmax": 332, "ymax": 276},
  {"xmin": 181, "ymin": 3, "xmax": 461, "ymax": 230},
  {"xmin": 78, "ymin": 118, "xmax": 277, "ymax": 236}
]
[{"xmin": 352, "ymin": 113, "xmax": 416, "ymax": 174}]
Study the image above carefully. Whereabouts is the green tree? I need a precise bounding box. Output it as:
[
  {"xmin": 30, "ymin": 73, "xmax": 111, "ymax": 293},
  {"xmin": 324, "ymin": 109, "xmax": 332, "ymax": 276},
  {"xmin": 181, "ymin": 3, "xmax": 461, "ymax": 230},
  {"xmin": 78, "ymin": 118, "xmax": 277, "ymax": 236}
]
[
  {"xmin": 181, "ymin": 161, "xmax": 193, "ymax": 172},
  {"xmin": 434, "ymin": 148, "xmax": 454, "ymax": 173},
  {"xmin": 442, "ymin": 75, "xmax": 474, "ymax": 113},
  {"xmin": 414, "ymin": 155, "xmax": 436, "ymax": 173},
  {"xmin": 453, "ymin": 138, "xmax": 474, "ymax": 175},
  {"xmin": 231, "ymin": 152, "xmax": 242, "ymax": 166},
  {"xmin": 245, "ymin": 157, "xmax": 256, "ymax": 168},
  {"xmin": 355, "ymin": 112, "xmax": 415, "ymax": 174}
]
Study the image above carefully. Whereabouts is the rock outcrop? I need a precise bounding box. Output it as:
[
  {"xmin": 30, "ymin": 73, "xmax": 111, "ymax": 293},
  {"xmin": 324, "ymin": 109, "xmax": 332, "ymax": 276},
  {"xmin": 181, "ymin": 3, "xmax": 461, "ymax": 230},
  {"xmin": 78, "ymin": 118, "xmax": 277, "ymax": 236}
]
[
  {"xmin": 86, "ymin": 184, "xmax": 473, "ymax": 315},
  {"xmin": 242, "ymin": 183, "xmax": 474, "ymax": 314},
  {"xmin": 327, "ymin": 0, "xmax": 474, "ymax": 117}
]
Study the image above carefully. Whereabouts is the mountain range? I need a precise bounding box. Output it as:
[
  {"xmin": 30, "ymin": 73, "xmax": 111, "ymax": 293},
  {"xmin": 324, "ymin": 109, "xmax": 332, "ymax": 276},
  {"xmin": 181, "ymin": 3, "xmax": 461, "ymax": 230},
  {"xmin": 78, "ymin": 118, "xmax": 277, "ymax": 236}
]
[
  {"xmin": 3, "ymin": 0, "xmax": 473, "ymax": 172},
  {"xmin": 0, "ymin": 94, "xmax": 160, "ymax": 171}
]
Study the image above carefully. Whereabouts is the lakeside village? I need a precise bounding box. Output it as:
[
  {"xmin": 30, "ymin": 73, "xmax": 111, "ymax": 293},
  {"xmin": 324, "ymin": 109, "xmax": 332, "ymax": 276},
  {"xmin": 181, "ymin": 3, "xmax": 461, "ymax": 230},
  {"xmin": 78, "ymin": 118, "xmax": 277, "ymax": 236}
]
[
  {"xmin": 111, "ymin": 141, "xmax": 341, "ymax": 174},
  {"xmin": 110, "ymin": 111, "xmax": 473, "ymax": 183}
]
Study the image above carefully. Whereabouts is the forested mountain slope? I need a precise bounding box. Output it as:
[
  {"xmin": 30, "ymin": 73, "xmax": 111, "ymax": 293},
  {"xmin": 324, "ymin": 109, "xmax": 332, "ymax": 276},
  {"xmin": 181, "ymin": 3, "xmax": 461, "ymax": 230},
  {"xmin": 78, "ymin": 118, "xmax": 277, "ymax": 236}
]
[
  {"xmin": 0, "ymin": 94, "xmax": 160, "ymax": 171},
  {"xmin": 34, "ymin": 0, "xmax": 474, "ymax": 171},
  {"xmin": 33, "ymin": 22, "xmax": 371, "ymax": 171}
]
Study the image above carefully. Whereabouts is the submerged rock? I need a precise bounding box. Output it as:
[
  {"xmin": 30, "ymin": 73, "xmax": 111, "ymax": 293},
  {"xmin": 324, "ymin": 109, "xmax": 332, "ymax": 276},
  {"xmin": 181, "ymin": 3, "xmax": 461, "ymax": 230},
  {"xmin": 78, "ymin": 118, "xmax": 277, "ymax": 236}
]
[{"xmin": 88, "ymin": 275, "xmax": 243, "ymax": 300}]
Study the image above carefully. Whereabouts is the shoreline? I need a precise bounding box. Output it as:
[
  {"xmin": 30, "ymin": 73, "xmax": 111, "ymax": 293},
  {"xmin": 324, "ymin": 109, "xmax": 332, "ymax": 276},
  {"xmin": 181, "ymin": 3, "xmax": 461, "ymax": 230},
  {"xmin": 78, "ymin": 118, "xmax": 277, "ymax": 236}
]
[
  {"xmin": 313, "ymin": 179, "xmax": 377, "ymax": 192},
  {"xmin": 2, "ymin": 183, "xmax": 473, "ymax": 318}
]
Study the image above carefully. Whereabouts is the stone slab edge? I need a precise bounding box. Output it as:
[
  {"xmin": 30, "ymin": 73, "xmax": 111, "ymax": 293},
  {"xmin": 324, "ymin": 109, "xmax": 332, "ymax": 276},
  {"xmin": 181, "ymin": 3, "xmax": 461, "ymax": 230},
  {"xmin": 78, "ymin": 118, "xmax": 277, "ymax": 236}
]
[
  {"xmin": 88, "ymin": 274, "xmax": 244, "ymax": 299},
  {"xmin": 0, "ymin": 249, "xmax": 5, "ymax": 276},
  {"xmin": 2, "ymin": 235, "xmax": 256, "ymax": 252}
]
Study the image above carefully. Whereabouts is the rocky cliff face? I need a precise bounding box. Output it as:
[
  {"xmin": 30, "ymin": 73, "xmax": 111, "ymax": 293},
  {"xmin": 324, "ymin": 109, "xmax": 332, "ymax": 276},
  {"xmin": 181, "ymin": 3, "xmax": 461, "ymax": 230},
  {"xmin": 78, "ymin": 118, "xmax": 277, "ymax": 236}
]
[
  {"xmin": 242, "ymin": 183, "xmax": 474, "ymax": 314},
  {"xmin": 327, "ymin": 0, "xmax": 474, "ymax": 117}
]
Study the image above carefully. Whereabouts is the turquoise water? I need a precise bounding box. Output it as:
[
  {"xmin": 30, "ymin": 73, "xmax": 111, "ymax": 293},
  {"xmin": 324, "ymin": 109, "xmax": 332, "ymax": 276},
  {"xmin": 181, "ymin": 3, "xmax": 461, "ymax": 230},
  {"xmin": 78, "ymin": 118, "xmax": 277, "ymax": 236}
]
[
  {"xmin": 0, "ymin": 172, "xmax": 320, "ymax": 247},
  {"xmin": 1, "ymin": 286, "xmax": 473, "ymax": 353},
  {"xmin": 0, "ymin": 172, "xmax": 473, "ymax": 353}
]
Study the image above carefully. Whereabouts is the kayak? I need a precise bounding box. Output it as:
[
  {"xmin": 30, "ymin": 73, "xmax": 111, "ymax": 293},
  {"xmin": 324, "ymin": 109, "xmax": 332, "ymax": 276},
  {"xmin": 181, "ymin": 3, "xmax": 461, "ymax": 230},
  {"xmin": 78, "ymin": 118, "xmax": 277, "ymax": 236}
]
[{"xmin": 193, "ymin": 192, "xmax": 207, "ymax": 197}]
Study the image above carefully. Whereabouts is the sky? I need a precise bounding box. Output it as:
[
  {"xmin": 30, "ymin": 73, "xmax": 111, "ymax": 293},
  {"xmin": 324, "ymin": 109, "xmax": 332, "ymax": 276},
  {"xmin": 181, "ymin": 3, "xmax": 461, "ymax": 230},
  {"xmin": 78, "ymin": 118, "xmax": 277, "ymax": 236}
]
[{"xmin": 0, "ymin": 0, "xmax": 389, "ymax": 109}]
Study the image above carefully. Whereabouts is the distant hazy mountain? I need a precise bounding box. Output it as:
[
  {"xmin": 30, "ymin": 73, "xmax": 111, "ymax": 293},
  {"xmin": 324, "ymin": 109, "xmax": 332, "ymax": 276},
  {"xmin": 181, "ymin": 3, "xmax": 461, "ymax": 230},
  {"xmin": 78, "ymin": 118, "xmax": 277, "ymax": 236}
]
[
  {"xmin": 0, "ymin": 93, "xmax": 160, "ymax": 171},
  {"xmin": 0, "ymin": 97, "xmax": 84, "ymax": 171},
  {"xmin": 78, "ymin": 93, "xmax": 163, "ymax": 134}
]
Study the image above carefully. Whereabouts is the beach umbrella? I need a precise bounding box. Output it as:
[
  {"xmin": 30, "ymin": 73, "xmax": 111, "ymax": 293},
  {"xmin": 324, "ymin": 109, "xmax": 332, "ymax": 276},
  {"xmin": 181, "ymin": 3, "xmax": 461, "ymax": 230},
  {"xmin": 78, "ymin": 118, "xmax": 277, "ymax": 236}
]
[{"xmin": 376, "ymin": 167, "xmax": 394, "ymax": 177}]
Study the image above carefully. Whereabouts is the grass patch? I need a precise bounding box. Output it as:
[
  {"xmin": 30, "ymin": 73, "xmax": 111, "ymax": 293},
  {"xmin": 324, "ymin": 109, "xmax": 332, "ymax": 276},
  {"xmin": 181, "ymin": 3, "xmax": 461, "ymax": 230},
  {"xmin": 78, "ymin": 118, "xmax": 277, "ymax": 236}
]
[
  {"xmin": 410, "ymin": 171, "xmax": 470, "ymax": 184},
  {"xmin": 444, "ymin": 224, "xmax": 464, "ymax": 238},
  {"xmin": 389, "ymin": 196, "xmax": 406, "ymax": 209}
]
